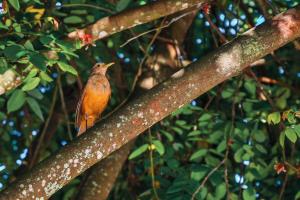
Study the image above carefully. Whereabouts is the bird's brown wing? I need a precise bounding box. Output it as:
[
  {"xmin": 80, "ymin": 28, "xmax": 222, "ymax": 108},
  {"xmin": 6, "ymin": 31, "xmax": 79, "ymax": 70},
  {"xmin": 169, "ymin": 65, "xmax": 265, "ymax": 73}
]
[{"xmin": 75, "ymin": 85, "xmax": 87, "ymax": 128}]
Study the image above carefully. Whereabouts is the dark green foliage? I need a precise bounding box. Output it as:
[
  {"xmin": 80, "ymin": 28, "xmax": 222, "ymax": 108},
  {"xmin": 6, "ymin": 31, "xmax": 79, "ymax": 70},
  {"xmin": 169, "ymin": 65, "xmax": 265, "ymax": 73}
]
[{"xmin": 0, "ymin": 0, "xmax": 300, "ymax": 199}]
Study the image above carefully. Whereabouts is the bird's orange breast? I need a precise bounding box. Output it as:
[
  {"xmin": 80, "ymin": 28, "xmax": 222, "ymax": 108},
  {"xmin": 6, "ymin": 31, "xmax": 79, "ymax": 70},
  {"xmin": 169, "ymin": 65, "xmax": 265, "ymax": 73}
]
[{"xmin": 81, "ymin": 83, "xmax": 110, "ymax": 118}]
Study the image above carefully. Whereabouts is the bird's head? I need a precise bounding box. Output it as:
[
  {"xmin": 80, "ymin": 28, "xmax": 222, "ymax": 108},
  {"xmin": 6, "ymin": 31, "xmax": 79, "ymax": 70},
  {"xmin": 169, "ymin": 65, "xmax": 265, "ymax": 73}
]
[{"xmin": 92, "ymin": 62, "xmax": 114, "ymax": 75}]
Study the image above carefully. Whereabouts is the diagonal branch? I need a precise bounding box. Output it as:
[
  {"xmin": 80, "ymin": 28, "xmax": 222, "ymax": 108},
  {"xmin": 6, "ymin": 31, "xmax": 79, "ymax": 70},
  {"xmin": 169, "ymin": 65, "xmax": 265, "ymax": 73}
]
[
  {"xmin": 0, "ymin": 6, "xmax": 300, "ymax": 199},
  {"xmin": 67, "ymin": 0, "xmax": 210, "ymax": 42}
]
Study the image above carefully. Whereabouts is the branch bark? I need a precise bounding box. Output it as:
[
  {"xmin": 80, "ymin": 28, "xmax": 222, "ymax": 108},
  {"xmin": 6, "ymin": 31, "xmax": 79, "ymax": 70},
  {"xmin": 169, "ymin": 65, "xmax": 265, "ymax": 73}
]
[
  {"xmin": 67, "ymin": 0, "xmax": 209, "ymax": 42},
  {"xmin": 1, "ymin": 6, "xmax": 300, "ymax": 199}
]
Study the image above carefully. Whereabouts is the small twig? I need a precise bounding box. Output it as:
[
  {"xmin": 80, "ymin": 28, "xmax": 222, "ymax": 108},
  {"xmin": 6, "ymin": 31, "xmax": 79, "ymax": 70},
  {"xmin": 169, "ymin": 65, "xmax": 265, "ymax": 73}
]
[
  {"xmin": 204, "ymin": 13, "xmax": 228, "ymax": 43},
  {"xmin": 28, "ymin": 86, "xmax": 58, "ymax": 169},
  {"xmin": 60, "ymin": 3, "xmax": 114, "ymax": 14},
  {"xmin": 191, "ymin": 158, "xmax": 226, "ymax": 200},
  {"xmin": 148, "ymin": 129, "xmax": 160, "ymax": 200},
  {"xmin": 57, "ymin": 74, "xmax": 73, "ymax": 140},
  {"xmin": 120, "ymin": 9, "xmax": 196, "ymax": 48}
]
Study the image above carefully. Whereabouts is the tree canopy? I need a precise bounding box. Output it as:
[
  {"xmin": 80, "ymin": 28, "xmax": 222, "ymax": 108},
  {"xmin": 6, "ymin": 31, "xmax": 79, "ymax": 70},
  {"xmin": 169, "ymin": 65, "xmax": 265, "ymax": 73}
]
[{"xmin": 0, "ymin": 0, "xmax": 300, "ymax": 199}]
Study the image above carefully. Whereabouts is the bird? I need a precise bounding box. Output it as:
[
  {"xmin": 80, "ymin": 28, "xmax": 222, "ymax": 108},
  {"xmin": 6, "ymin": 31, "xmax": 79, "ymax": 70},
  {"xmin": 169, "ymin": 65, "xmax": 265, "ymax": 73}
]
[{"xmin": 75, "ymin": 62, "xmax": 114, "ymax": 136}]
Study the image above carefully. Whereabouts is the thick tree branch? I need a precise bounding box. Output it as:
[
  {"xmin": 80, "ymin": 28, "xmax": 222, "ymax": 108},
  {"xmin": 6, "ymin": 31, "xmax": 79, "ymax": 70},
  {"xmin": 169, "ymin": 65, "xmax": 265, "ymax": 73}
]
[
  {"xmin": 67, "ymin": 0, "xmax": 209, "ymax": 41},
  {"xmin": 0, "ymin": 6, "xmax": 300, "ymax": 199}
]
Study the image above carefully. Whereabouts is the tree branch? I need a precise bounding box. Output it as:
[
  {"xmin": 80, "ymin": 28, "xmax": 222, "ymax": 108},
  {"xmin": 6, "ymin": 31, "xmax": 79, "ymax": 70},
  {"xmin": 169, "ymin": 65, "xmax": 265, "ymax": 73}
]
[
  {"xmin": 67, "ymin": 0, "xmax": 209, "ymax": 42},
  {"xmin": 0, "ymin": 6, "xmax": 300, "ymax": 199}
]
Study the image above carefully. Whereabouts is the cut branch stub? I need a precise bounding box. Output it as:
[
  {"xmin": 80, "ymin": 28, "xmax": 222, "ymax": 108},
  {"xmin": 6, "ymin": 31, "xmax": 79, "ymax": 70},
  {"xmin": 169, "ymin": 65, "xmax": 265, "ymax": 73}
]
[{"xmin": 1, "ymin": 6, "xmax": 300, "ymax": 200}]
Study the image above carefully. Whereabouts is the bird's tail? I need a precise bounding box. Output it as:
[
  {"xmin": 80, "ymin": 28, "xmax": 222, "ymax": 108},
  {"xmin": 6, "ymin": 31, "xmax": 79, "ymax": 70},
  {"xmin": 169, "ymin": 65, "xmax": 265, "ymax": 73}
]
[{"xmin": 77, "ymin": 117, "xmax": 96, "ymax": 136}]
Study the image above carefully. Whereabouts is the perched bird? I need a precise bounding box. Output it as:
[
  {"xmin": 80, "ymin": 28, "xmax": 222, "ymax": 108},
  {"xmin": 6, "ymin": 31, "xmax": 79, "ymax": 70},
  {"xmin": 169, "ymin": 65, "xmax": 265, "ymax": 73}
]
[{"xmin": 75, "ymin": 63, "xmax": 114, "ymax": 135}]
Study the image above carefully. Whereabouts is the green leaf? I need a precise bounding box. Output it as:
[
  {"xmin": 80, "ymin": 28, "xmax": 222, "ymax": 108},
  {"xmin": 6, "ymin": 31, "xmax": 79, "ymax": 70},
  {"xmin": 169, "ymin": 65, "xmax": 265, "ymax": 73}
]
[
  {"xmin": 244, "ymin": 80, "xmax": 256, "ymax": 96},
  {"xmin": 27, "ymin": 89, "xmax": 43, "ymax": 100},
  {"xmin": 26, "ymin": 97, "xmax": 44, "ymax": 121},
  {"xmin": 189, "ymin": 149, "xmax": 207, "ymax": 161},
  {"xmin": 160, "ymin": 130, "xmax": 174, "ymax": 142},
  {"xmin": 39, "ymin": 36, "xmax": 54, "ymax": 45},
  {"xmin": 221, "ymin": 88, "xmax": 234, "ymax": 99},
  {"xmin": 63, "ymin": 16, "xmax": 83, "ymax": 24},
  {"xmin": 128, "ymin": 144, "xmax": 149, "ymax": 160},
  {"xmin": 279, "ymin": 132, "xmax": 285, "ymax": 147},
  {"xmin": 252, "ymin": 130, "xmax": 266, "ymax": 143},
  {"xmin": 57, "ymin": 62, "xmax": 78, "ymax": 76},
  {"xmin": 22, "ymin": 77, "xmax": 40, "ymax": 91},
  {"xmin": 40, "ymin": 71, "xmax": 53, "ymax": 82},
  {"xmin": 285, "ymin": 128, "xmax": 297, "ymax": 143},
  {"xmin": 188, "ymin": 130, "xmax": 201, "ymax": 137},
  {"xmin": 8, "ymin": 0, "xmax": 20, "ymax": 11},
  {"xmin": 29, "ymin": 53, "xmax": 47, "ymax": 71},
  {"xmin": 215, "ymin": 183, "xmax": 226, "ymax": 199},
  {"xmin": 199, "ymin": 113, "xmax": 212, "ymax": 121},
  {"xmin": 0, "ymin": 58, "xmax": 8, "ymax": 73},
  {"xmin": 267, "ymin": 112, "xmax": 281, "ymax": 125},
  {"xmin": 24, "ymin": 40, "xmax": 34, "ymax": 51},
  {"xmin": 242, "ymin": 187, "xmax": 256, "ymax": 200},
  {"xmin": 153, "ymin": 140, "xmax": 165, "ymax": 156},
  {"xmin": 287, "ymin": 112, "xmax": 296, "ymax": 124},
  {"xmin": 190, "ymin": 166, "xmax": 208, "ymax": 181},
  {"xmin": 234, "ymin": 148, "xmax": 244, "ymax": 163},
  {"xmin": 7, "ymin": 89, "xmax": 26, "ymax": 113},
  {"xmin": 116, "ymin": 0, "xmax": 131, "ymax": 11},
  {"xmin": 294, "ymin": 125, "xmax": 300, "ymax": 137},
  {"xmin": 4, "ymin": 45, "xmax": 24, "ymax": 61}
]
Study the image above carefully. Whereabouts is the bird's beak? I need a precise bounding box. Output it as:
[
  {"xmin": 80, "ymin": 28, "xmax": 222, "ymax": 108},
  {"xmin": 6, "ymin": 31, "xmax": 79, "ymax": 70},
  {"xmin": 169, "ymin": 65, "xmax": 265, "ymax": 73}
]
[{"xmin": 105, "ymin": 62, "xmax": 114, "ymax": 68}]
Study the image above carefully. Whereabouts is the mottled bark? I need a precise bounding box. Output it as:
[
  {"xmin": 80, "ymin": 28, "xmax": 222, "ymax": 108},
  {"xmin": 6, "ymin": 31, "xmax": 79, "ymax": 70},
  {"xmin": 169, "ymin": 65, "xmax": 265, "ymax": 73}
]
[
  {"xmin": 67, "ymin": 0, "xmax": 210, "ymax": 42},
  {"xmin": 1, "ymin": 6, "xmax": 300, "ymax": 199},
  {"xmin": 76, "ymin": 142, "xmax": 134, "ymax": 200}
]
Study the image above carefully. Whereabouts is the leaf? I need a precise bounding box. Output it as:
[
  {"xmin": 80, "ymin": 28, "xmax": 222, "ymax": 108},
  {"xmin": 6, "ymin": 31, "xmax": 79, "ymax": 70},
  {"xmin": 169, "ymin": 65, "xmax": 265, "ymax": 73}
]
[
  {"xmin": 27, "ymin": 89, "xmax": 43, "ymax": 100},
  {"xmin": 221, "ymin": 88, "xmax": 234, "ymax": 99},
  {"xmin": 22, "ymin": 77, "xmax": 40, "ymax": 91},
  {"xmin": 40, "ymin": 71, "xmax": 53, "ymax": 82},
  {"xmin": 39, "ymin": 36, "xmax": 54, "ymax": 45},
  {"xmin": 8, "ymin": 0, "xmax": 20, "ymax": 11},
  {"xmin": 63, "ymin": 16, "xmax": 83, "ymax": 24},
  {"xmin": 26, "ymin": 97, "xmax": 44, "ymax": 121},
  {"xmin": 116, "ymin": 0, "xmax": 131, "ymax": 11},
  {"xmin": 252, "ymin": 130, "xmax": 266, "ymax": 143},
  {"xmin": 287, "ymin": 112, "xmax": 296, "ymax": 124},
  {"xmin": 267, "ymin": 112, "xmax": 281, "ymax": 125},
  {"xmin": 190, "ymin": 166, "xmax": 208, "ymax": 181},
  {"xmin": 153, "ymin": 140, "xmax": 165, "ymax": 156},
  {"xmin": 4, "ymin": 45, "xmax": 24, "ymax": 61},
  {"xmin": 294, "ymin": 125, "xmax": 300, "ymax": 137},
  {"xmin": 199, "ymin": 113, "xmax": 212, "ymax": 121},
  {"xmin": 160, "ymin": 130, "xmax": 174, "ymax": 142},
  {"xmin": 215, "ymin": 183, "xmax": 226, "ymax": 199},
  {"xmin": 57, "ymin": 62, "xmax": 78, "ymax": 76},
  {"xmin": 285, "ymin": 128, "xmax": 297, "ymax": 143},
  {"xmin": 188, "ymin": 130, "xmax": 201, "ymax": 137},
  {"xmin": 29, "ymin": 53, "xmax": 47, "ymax": 71},
  {"xmin": 128, "ymin": 144, "xmax": 148, "ymax": 160},
  {"xmin": 279, "ymin": 132, "xmax": 285, "ymax": 147},
  {"xmin": 7, "ymin": 89, "xmax": 26, "ymax": 113},
  {"xmin": 244, "ymin": 80, "xmax": 256, "ymax": 96},
  {"xmin": 24, "ymin": 40, "xmax": 34, "ymax": 51},
  {"xmin": 189, "ymin": 149, "xmax": 207, "ymax": 161},
  {"xmin": 234, "ymin": 148, "xmax": 244, "ymax": 163},
  {"xmin": 242, "ymin": 187, "xmax": 256, "ymax": 200}
]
